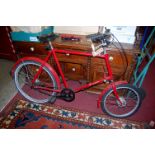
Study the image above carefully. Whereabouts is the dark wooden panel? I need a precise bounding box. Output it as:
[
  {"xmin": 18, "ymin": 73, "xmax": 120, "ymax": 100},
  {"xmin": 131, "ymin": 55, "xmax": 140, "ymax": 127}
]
[
  {"xmin": 0, "ymin": 26, "xmax": 16, "ymax": 60},
  {"xmin": 0, "ymin": 27, "xmax": 12, "ymax": 52}
]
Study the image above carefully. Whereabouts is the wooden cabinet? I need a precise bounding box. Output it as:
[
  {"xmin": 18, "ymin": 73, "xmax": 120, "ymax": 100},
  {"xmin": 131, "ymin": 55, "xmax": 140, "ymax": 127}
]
[
  {"xmin": 0, "ymin": 27, "xmax": 17, "ymax": 60},
  {"xmin": 13, "ymin": 35, "xmax": 138, "ymax": 93}
]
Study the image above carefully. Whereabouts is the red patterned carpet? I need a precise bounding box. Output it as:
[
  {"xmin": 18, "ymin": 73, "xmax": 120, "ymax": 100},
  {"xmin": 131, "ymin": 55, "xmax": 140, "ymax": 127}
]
[{"xmin": 0, "ymin": 100, "xmax": 149, "ymax": 129}]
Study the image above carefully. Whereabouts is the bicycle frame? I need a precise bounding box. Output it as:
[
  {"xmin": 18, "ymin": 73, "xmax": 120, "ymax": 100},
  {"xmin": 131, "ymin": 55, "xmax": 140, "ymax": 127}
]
[
  {"xmin": 11, "ymin": 44, "xmax": 129, "ymax": 108},
  {"xmin": 31, "ymin": 48, "xmax": 114, "ymax": 93}
]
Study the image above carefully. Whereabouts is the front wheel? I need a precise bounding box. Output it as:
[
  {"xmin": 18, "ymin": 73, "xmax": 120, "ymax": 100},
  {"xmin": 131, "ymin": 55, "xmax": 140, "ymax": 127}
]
[{"xmin": 101, "ymin": 84, "xmax": 141, "ymax": 118}]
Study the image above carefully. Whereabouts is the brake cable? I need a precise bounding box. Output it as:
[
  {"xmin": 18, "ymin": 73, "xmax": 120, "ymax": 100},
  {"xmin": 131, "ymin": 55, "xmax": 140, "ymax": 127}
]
[{"xmin": 110, "ymin": 34, "xmax": 129, "ymax": 79}]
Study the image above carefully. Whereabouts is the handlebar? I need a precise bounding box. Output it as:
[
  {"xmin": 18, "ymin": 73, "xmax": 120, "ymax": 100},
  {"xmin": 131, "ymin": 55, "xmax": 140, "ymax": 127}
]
[
  {"xmin": 87, "ymin": 31, "xmax": 113, "ymax": 57},
  {"xmin": 87, "ymin": 29, "xmax": 112, "ymax": 42},
  {"xmin": 87, "ymin": 33, "xmax": 105, "ymax": 42}
]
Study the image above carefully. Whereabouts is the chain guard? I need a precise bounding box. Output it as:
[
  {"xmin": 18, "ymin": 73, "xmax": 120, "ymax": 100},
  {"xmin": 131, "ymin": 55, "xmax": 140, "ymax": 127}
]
[{"xmin": 60, "ymin": 88, "xmax": 75, "ymax": 102}]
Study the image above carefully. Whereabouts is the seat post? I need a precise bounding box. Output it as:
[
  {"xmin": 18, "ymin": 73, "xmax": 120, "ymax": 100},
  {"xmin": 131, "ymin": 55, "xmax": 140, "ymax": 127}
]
[{"xmin": 48, "ymin": 41, "xmax": 54, "ymax": 51}]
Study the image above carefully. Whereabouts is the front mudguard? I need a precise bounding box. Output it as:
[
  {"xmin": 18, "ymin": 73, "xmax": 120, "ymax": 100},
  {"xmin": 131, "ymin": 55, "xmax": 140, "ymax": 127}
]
[
  {"xmin": 97, "ymin": 81, "xmax": 128, "ymax": 108},
  {"xmin": 11, "ymin": 57, "xmax": 61, "ymax": 89}
]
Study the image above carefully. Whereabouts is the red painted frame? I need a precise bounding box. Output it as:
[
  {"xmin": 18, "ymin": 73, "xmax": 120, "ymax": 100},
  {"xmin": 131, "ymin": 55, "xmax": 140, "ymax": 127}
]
[{"xmin": 30, "ymin": 47, "xmax": 114, "ymax": 94}]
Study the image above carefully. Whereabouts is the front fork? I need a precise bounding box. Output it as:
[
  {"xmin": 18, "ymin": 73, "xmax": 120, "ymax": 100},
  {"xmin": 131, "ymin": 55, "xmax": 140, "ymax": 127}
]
[
  {"xmin": 97, "ymin": 81, "xmax": 128, "ymax": 108},
  {"xmin": 111, "ymin": 83, "xmax": 124, "ymax": 106}
]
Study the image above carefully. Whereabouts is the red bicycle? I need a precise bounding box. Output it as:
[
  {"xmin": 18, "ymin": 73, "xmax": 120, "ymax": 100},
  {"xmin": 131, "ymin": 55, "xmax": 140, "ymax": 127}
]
[{"xmin": 11, "ymin": 31, "xmax": 141, "ymax": 118}]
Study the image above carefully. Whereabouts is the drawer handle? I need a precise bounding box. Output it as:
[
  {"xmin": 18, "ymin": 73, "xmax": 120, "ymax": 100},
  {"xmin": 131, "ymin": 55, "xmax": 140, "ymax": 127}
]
[
  {"xmin": 66, "ymin": 53, "xmax": 70, "ymax": 56},
  {"xmin": 72, "ymin": 68, "xmax": 76, "ymax": 72},
  {"xmin": 109, "ymin": 56, "xmax": 114, "ymax": 61},
  {"xmin": 30, "ymin": 47, "xmax": 35, "ymax": 51}
]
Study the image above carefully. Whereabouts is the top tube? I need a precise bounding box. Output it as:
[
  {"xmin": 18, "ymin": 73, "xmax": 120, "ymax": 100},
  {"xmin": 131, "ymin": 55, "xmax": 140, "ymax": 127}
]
[{"xmin": 53, "ymin": 48, "xmax": 107, "ymax": 59}]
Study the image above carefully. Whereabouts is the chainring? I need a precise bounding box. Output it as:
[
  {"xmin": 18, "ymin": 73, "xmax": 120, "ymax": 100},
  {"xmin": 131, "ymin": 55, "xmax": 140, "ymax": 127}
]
[{"xmin": 60, "ymin": 88, "xmax": 75, "ymax": 102}]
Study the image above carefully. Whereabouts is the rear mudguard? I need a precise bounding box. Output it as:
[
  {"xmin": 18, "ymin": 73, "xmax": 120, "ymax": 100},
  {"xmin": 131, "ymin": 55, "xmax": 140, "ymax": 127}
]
[
  {"xmin": 11, "ymin": 57, "xmax": 61, "ymax": 89},
  {"xmin": 97, "ymin": 81, "xmax": 128, "ymax": 108}
]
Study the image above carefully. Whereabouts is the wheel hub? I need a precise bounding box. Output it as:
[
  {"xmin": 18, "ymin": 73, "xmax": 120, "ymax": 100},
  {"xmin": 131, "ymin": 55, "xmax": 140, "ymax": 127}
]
[{"xmin": 116, "ymin": 96, "xmax": 127, "ymax": 107}]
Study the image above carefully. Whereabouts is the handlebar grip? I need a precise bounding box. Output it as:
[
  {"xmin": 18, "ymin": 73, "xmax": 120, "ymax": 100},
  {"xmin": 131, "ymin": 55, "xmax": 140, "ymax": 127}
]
[{"xmin": 86, "ymin": 33, "xmax": 104, "ymax": 41}]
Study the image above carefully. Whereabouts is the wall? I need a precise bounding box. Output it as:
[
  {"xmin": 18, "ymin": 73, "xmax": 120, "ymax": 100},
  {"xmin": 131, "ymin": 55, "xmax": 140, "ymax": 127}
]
[{"xmin": 54, "ymin": 26, "xmax": 99, "ymax": 35}]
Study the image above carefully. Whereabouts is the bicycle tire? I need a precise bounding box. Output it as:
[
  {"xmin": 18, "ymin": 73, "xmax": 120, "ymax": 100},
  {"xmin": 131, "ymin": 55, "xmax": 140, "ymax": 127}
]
[
  {"xmin": 101, "ymin": 84, "xmax": 141, "ymax": 118},
  {"xmin": 136, "ymin": 87, "xmax": 146, "ymax": 101},
  {"xmin": 14, "ymin": 60, "xmax": 58, "ymax": 104}
]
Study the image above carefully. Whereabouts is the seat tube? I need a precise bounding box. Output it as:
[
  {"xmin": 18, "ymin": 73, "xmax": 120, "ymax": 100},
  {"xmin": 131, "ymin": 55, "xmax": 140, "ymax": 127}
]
[{"xmin": 52, "ymin": 49, "xmax": 68, "ymax": 88}]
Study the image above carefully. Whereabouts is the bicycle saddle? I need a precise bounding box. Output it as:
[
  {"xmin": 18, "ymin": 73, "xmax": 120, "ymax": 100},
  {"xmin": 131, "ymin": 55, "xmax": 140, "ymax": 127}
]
[{"xmin": 37, "ymin": 33, "xmax": 59, "ymax": 43}]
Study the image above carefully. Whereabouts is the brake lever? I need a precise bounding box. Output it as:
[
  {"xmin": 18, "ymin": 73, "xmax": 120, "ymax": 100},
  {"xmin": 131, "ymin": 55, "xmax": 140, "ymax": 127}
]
[{"xmin": 91, "ymin": 43, "xmax": 104, "ymax": 57}]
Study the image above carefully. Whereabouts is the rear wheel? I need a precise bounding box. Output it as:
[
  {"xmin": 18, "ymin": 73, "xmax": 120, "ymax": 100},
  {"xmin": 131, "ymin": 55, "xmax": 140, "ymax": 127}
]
[
  {"xmin": 14, "ymin": 60, "xmax": 58, "ymax": 104},
  {"xmin": 101, "ymin": 84, "xmax": 141, "ymax": 118}
]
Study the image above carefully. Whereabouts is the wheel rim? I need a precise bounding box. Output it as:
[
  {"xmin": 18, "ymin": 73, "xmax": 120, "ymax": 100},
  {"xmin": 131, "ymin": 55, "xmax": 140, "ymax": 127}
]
[
  {"xmin": 103, "ymin": 86, "xmax": 140, "ymax": 118},
  {"xmin": 14, "ymin": 61, "xmax": 57, "ymax": 103}
]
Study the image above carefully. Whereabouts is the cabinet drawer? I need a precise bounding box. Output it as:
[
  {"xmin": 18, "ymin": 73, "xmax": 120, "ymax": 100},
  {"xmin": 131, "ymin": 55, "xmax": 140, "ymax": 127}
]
[
  {"xmin": 13, "ymin": 42, "xmax": 47, "ymax": 55},
  {"xmin": 56, "ymin": 53, "xmax": 88, "ymax": 64},
  {"xmin": 91, "ymin": 54, "xmax": 124, "ymax": 65},
  {"xmin": 64, "ymin": 63, "xmax": 86, "ymax": 80}
]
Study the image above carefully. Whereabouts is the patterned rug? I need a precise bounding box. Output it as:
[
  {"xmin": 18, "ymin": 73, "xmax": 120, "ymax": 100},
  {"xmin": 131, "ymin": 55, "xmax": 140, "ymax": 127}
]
[{"xmin": 0, "ymin": 100, "xmax": 149, "ymax": 129}]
